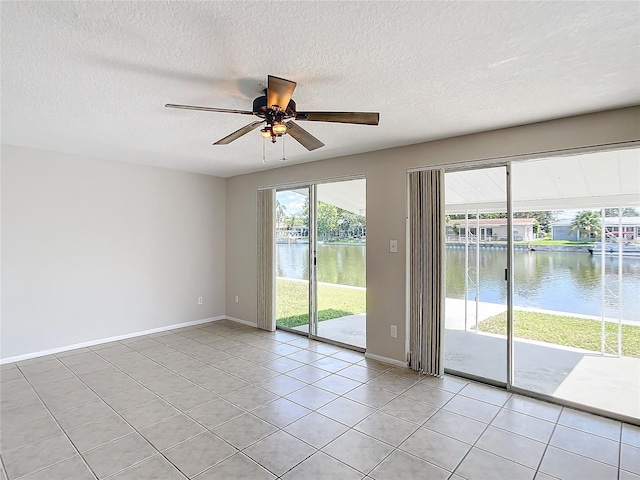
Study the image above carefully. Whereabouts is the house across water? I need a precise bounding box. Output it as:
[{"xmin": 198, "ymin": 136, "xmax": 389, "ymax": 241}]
[{"xmin": 446, "ymin": 217, "xmax": 537, "ymax": 242}]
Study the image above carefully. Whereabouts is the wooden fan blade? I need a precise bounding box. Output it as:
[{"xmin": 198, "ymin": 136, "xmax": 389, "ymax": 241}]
[
  {"xmin": 166, "ymin": 104, "xmax": 255, "ymax": 115},
  {"xmin": 213, "ymin": 121, "xmax": 264, "ymax": 145},
  {"xmin": 267, "ymin": 75, "xmax": 297, "ymax": 111},
  {"xmin": 295, "ymin": 111, "xmax": 379, "ymax": 125},
  {"xmin": 284, "ymin": 121, "xmax": 325, "ymax": 151}
]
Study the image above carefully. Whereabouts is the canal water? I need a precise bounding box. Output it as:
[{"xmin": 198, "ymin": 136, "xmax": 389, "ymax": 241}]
[{"xmin": 276, "ymin": 244, "xmax": 640, "ymax": 321}]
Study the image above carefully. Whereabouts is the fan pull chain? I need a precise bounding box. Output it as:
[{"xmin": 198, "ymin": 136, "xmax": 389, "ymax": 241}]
[
  {"xmin": 281, "ymin": 135, "xmax": 286, "ymax": 162},
  {"xmin": 262, "ymin": 137, "xmax": 266, "ymax": 164}
]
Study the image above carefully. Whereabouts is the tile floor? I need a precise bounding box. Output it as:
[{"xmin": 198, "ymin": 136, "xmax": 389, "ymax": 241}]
[{"xmin": 1, "ymin": 320, "xmax": 639, "ymax": 480}]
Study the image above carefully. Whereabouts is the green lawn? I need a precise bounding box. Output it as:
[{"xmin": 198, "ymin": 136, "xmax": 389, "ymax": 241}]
[
  {"xmin": 478, "ymin": 311, "xmax": 640, "ymax": 358},
  {"xmin": 276, "ymin": 278, "xmax": 365, "ymax": 328}
]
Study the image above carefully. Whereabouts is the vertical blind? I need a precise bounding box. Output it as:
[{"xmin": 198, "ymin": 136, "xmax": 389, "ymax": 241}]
[
  {"xmin": 408, "ymin": 169, "xmax": 446, "ymax": 376},
  {"xmin": 257, "ymin": 189, "xmax": 276, "ymax": 331}
]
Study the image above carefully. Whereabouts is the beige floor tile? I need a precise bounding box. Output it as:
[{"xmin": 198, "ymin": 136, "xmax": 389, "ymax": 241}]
[
  {"xmin": 66, "ymin": 414, "xmax": 133, "ymax": 452},
  {"xmin": 41, "ymin": 387, "xmax": 101, "ymax": 414},
  {"xmin": 187, "ymin": 398, "xmax": 244, "ymax": 429},
  {"xmin": 284, "ymin": 412, "xmax": 350, "ymax": 448},
  {"xmin": 107, "ymin": 455, "xmax": 186, "ymax": 480},
  {"xmin": 557, "ymin": 408, "xmax": 621, "ymax": 441},
  {"xmin": 476, "ymin": 425, "xmax": 547, "ymax": 470},
  {"xmin": 164, "ymin": 432, "xmax": 236, "ymax": 478},
  {"xmin": 623, "ymin": 423, "xmax": 640, "ymax": 448},
  {"xmin": 244, "ymin": 430, "xmax": 316, "ymax": 476},
  {"xmin": 102, "ymin": 386, "xmax": 158, "ymax": 412},
  {"xmin": 0, "ymin": 415, "xmax": 62, "ymax": 453},
  {"xmin": 257, "ymin": 374, "xmax": 306, "ymax": 396},
  {"xmin": 400, "ymin": 382, "xmax": 455, "ymax": 408},
  {"xmin": 423, "ymin": 410, "xmax": 487, "ymax": 444},
  {"xmin": 224, "ymin": 385, "xmax": 278, "ymax": 410},
  {"xmin": 620, "ymin": 443, "xmax": 640, "ymax": 474},
  {"xmin": 285, "ymin": 385, "xmax": 338, "ymax": 410},
  {"xmin": 54, "ymin": 401, "xmax": 114, "ymax": 431},
  {"xmin": 139, "ymin": 413, "xmax": 205, "ymax": 451},
  {"xmin": 380, "ymin": 395, "xmax": 438, "ymax": 424},
  {"xmin": 119, "ymin": 398, "xmax": 179, "ymax": 429},
  {"xmin": 337, "ymin": 365, "xmax": 382, "ymax": 383},
  {"xmin": 443, "ymin": 395, "xmax": 501, "ymax": 423},
  {"xmin": 212, "ymin": 413, "xmax": 278, "ymax": 449},
  {"xmin": 366, "ymin": 373, "xmax": 417, "ymax": 394},
  {"xmin": 160, "ymin": 385, "xmax": 218, "ymax": 411},
  {"xmin": 200, "ymin": 375, "xmax": 249, "ymax": 396},
  {"xmin": 369, "ymin": 449, "xmax": 449, "ymax": 480},
  {"xmin": 419, "ymin": 375, "xmax": 469, "ymax": 393},
  {"xmin": 539, "ymin": 445, "xmax": 618, "ymax": 480},
  {"xmin": 400, "ymin": 426, "xmax": 471, "ymax": 471},
  {"xmin": 280, "ymin": 452, "xmax": 362, "ymax": 480},
  {"xmin": 81, "ymin": 433, "xmax": 156, "ymax": 478},
  {"xmin": 317, "ymin": 397, "xmax": 375, "ymax": 427},
  {"xmin": 286, "ymin": 350, "xmax": 325, "ymax": 364},
  {"xmin": 491, "ymin": 408, "xmax": 555, "ymax": 443},
  {"xmin": 455, "ymin": 447, "xmax": 535, "ymax": 480},
  {"xmin": 344, "ymin": 384, "xmax": 397, "ymax": 409},
  {"xmin": 286, "ymin": 365, "xmax": 332, "ymax": 383},
  {"xmin": 458, "ymin": 382, "xmax": 511, "ymax": 406},
  {"xmin": 504, "ymin": 394, "xmax": 562, "ymax": 423},
  {"xmin": 18, "ymin": 455, "xmax": 94, "ymax": 480},
  {"xmin": 193, "ymin": 453, "xmax": 276, "ymax": 480},
  {"xmin": 263, "ymin": 357, "xmax": 304, "ymax": 373},
  {"xmin": 2, "ymin": 433, "xmax": 77, "ymax": 480},
  {"xmin": 252, "ymin": 398, "xmax": 311, "ymax": 428},
  {"xmin": 323, "ymin": 429, "xmax": 393, "ymax": 474},
  {"xmin": 550, "ymin": 424, "xmax": 620, "ymax": 467},
  {"xmin": 313, "ymin": 374, "xmax": 361, "ymax": 395},
  {"xmin": 1, "ymin": 401, "xmax": 51, "ymax": 432},
  {"xmin": 355, "ymin": 411, "xmax": 418, "ymax": 447},
  {"xmin": 310, "ymin": 356, "xmax": 352, "ymax": 373}
]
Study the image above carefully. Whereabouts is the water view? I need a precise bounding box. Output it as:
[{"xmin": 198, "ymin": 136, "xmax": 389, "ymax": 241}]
[{"xmin": 276, "ymin": 243, "xmax": 640, "ymax": 321}]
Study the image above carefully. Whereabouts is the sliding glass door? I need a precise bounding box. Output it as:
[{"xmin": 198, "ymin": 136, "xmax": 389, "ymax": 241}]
[
  {"xmin": 275, "ymin": 178, "xmax": 367, "ymax": 350},
  {"xmin": 275, "ymin": 187, "xmax": 311, "ymax": 334},
  {"xmin": 440, "ymin": 148, "xmax": 639, "ymax": 421},
  {"xmin": 444, "ymin": 166, "xmax": 509, "ymax": 384}
]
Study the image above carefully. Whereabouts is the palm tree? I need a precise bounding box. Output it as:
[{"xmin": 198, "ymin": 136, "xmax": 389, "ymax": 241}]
[
  {"xmin": 275, "ymin": 200, "xmax": 286, "ymax": 227},
  {"xmin": 570, "ymin": 210, "xmax": 602, "ymax": 240}
]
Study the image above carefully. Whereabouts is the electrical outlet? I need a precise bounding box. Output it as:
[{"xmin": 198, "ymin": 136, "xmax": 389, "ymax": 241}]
[
  {"xmin": 198, "ymin": 297, "xmax": 203, "ymax": 305},
  {"xmin": 390, "ymin": 324, "xmax": 398, "ymax": 338},
  {"xmin": 234, "ymin": 295, "xmax": 239, "ymax": 304}
]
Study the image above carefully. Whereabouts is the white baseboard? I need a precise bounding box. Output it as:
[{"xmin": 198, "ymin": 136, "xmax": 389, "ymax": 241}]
[
  {"xmin": 365, "ymin": 352, "xmax": 408, "ymax": 368},
  {"xmin": 0, "ymin": 316, "xmax": 224, "ymax": 365},
  {"xmin": 224, "ymin": 316, "xmax": 258, "ymax": 328}
]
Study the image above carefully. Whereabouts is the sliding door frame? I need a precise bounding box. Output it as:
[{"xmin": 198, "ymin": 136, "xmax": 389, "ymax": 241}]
[
  {"xmin": 412, "ymin": 141, "xmax": 640, "ymax": 425},
  {"xmin": 274, "ymin": 175, "xmax": 367, "ymax": 353}
]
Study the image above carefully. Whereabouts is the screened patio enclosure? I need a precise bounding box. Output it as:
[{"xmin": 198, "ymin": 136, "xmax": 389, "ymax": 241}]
[{"xmin": 444, "ymin": 147, "xmax": 640, "ymax": 422}]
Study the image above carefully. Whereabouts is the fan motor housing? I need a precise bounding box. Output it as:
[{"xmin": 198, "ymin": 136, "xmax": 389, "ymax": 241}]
[{"xmin": 252, "ymin": 95, "xmax": 296, "ymax": 117}]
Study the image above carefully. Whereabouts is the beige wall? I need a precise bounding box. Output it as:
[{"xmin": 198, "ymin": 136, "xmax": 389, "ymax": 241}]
[
  {"xmin": 1, "ymin": 145, "xmax": 227, "ymax": 360},
  {"xmin": 225, "ymin": 106, "xmax": 640, "ymax": 363}
]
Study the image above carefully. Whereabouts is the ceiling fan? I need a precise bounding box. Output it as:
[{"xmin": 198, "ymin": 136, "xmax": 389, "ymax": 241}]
[{"xmin": 165, "ymin": 75, "xmax": 379, "ymax": 151}]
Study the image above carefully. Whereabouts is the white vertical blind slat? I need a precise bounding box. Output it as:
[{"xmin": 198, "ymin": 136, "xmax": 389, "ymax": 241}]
[
  {"xmin": 408, "ymin": 170, "xmax": 445, "ymax": 376},
  {"xmin": 257, "ymin": 189, "xmax": 276, "ymax": 331}
]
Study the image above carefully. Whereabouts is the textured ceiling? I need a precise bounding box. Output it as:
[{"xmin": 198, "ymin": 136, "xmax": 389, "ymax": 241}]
[{"xmin": 1, "ymin": 1, "xmax": 639, "ymax": 178}]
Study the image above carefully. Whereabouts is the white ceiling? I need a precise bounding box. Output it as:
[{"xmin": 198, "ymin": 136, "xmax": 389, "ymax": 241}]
[{"xmin": 1, "ymin": 2, "xmax": 638, "ymax": 178}]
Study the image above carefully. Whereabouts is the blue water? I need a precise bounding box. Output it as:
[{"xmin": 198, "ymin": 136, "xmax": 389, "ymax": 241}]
[{"xmin": 276, "ymin": 244, "xmax": 640, "ymax": 321}]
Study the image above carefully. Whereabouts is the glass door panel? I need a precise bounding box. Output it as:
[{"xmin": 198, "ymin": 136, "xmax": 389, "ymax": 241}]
[
  {"xmin": 444, "ymin": 167, "xmax": 508, "ymax": 384},
  {"xmin": 511, "ymin": 153, "xmax": 640, "ymax": 419},
  {"xmin": 315, "ymin": 179, "xmax": 367, "ymax": 348},
  {"xmin": 275, "ymin": 187, "xmax": 311, "ymax": 334}
]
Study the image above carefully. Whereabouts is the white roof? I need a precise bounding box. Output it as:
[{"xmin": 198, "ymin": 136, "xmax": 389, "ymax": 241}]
[{"xmin": 445, "ymin": 148, "xmax": 640, "ymax": 213}]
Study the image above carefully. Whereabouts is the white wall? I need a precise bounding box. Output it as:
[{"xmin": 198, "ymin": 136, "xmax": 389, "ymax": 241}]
[{"xmin": 1, "ymin": 145, "xmax": 226, "ymax": 360}]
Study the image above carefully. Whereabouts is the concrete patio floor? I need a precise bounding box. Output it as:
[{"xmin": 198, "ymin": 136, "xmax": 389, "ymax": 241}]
[{"xmin": 290, "ymin": 298, "xmax": 640, "ymax": 421}]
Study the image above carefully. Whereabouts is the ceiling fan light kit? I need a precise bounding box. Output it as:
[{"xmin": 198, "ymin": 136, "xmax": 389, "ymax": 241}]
[{"xmin": 165, "ymin": 75, "xmax": 379, "ymax": 155}]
